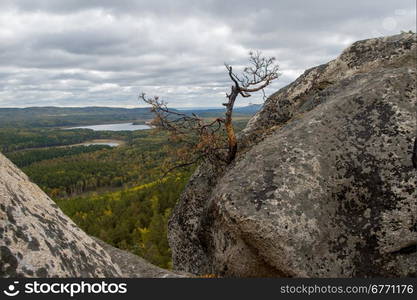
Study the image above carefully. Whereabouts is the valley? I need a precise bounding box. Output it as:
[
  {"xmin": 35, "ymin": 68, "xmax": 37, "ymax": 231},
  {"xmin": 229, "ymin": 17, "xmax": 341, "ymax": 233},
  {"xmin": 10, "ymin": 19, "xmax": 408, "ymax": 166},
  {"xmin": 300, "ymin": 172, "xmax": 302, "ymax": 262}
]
[{"xmin": 0, "ymin": 105, "xmax": 256, "ymax": 268}]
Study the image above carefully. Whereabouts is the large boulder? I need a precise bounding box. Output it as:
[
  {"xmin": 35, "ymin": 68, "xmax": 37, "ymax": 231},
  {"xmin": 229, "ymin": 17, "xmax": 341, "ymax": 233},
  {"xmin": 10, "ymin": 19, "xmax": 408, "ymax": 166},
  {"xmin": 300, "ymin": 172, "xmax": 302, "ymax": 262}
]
[
  {"xmin": 0, "ymin": 152, "xmax": 186, "ymax": 278},
  {"xmin": 168, "ymin": 33, "xmax": 417, "ymax": 277},
  {"xmin": 0, "ymin": 152, "xmax": 121, "ymax": 277}
]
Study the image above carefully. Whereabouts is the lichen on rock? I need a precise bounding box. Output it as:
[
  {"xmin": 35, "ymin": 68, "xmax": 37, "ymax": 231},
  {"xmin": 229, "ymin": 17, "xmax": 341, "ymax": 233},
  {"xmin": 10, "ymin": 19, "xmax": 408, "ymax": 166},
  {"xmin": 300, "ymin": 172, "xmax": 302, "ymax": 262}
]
[
  {"xmin": 168, "ymin": 33, "xmax": 417, "ymax": 277},
  {"xmin": 0, "ymin": 152, "xmax": 123, "ymax": 277}
]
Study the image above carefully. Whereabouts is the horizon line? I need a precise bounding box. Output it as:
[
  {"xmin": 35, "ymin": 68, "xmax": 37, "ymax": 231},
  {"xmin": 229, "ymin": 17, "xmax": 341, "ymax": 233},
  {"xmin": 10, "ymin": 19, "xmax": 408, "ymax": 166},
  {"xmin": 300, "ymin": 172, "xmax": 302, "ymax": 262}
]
[{"xmin": 0, "ymin": 103, "xmax": 263, "ymax": 110}]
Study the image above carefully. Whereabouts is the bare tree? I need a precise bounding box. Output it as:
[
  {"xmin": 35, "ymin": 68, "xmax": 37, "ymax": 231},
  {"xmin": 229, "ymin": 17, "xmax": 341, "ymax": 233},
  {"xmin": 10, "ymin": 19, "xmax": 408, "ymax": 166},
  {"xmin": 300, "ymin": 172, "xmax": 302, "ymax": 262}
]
[
  {"xmin": 223, "ymin": 50, "xmax": 280, "ymax": 162},
  {"xmin": 140, "ymin": 93, "xmax": 228, "ymax": 171},
  {"xmin": 140, "ymin": 51, "xmax": 280, "ymax": 172}
]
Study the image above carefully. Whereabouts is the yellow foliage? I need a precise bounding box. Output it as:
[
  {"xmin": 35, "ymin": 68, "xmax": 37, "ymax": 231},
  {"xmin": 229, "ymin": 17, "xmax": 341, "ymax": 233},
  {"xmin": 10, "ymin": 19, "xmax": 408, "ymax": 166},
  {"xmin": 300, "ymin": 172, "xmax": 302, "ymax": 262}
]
[
  {"xmin": 138, "ymin": 227, "xmax": 150, "ymax": 235},
  {"xmin": 103, "ymin": 209, "xmax": 112, "ymax": 216},
  {"xmin": 75, "ymin": 211, "xmax": 88, "ymax": 220},
  {"xmin": 197, "ymin": 274, "xmax": 218, "ymax": 278}
]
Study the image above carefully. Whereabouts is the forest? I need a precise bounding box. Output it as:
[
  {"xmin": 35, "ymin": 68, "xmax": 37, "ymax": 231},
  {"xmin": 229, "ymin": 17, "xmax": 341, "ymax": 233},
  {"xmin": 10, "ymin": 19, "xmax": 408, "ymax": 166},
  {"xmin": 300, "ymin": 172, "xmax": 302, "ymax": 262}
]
[
  {"xmin": 0, "ymin": 127, "xmax": 126, "ymax": 152},
  {"xmin": 3, "ymin": 126, "xmax": 193, "ymax": 267},
  {"xmin": 1, "ymin": 107, "xmax": 254, "ymax": 268}
]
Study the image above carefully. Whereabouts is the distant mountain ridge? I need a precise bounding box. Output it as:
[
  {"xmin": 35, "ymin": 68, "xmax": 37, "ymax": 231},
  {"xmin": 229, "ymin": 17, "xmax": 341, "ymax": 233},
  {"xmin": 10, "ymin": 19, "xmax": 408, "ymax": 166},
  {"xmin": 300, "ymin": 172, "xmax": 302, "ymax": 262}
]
[
  {"xmin": 0, "ymin": 104, "xmax": 262, "ymax": 128},
  {"xmin": 0, "ymin": 106, "xmax": 152, "ymax": 128}
]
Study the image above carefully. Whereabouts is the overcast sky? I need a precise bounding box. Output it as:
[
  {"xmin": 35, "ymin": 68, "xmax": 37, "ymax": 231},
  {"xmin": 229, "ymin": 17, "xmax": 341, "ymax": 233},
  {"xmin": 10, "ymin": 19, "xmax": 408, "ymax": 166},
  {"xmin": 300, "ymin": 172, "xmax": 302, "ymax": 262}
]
[{"xmin": 0, "ymin": 0, "xmax": 415, "ymax": 108}]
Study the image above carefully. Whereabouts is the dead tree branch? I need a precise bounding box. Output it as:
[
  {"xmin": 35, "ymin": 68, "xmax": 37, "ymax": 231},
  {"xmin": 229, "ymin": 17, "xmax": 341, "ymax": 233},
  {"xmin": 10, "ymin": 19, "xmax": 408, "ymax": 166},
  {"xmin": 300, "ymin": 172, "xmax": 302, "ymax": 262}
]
[{"xmin": 139, "ymin": 51, "xmax": 280, "ymax": 174}]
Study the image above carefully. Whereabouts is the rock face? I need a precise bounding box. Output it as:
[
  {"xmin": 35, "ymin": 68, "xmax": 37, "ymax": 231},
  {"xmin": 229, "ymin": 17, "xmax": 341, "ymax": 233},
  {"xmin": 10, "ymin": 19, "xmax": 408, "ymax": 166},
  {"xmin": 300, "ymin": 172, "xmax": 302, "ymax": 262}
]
[
  {"xmin": 0, "ymin": 152, "xmax": 185, "ymax": 278},
  {"xmin": 168, "ymin": 33, "xmax": 417, "ymax": 277},
  {"xmin": 93, "ymin": 238, "xmax": 188, "ymax": 278}
]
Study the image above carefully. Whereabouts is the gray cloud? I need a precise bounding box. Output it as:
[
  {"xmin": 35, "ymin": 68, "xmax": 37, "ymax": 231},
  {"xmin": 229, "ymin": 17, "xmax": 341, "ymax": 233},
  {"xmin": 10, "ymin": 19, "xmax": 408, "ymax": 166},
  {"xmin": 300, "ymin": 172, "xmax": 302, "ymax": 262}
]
[{"xmin": 0, "ymin": 0, "xmax": 415, "ymax": 107}]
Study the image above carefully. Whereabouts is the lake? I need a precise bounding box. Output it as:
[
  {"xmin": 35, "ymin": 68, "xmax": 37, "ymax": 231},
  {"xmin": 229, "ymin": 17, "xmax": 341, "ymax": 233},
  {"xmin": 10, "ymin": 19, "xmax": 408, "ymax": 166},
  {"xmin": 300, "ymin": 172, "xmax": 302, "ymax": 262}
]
[
  {"xmin": 67, "ymin": 123, "xmax": 151, "ymax": 131},
  {"xmin": 64, "ymin": 139, "xmax": 126, "ymax": 148},
  {"xmin": 81, "ymin": 142, "xmax": 120, "ymax": 147}
]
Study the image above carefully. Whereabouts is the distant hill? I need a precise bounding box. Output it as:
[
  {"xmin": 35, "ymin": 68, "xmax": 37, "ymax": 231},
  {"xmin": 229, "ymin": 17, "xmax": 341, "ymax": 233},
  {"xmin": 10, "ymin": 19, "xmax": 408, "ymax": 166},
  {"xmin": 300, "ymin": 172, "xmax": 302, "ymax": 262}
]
[
  {"xmin": 177, "ymin": 103, "xmax": 262, "ymax": 118},
  {"xmin": 0, "ymin": 107, "xmax": 153, "ymax": 128},
  {"xmin": 0, "ymin": 104, "xmax": 261, "ymax": 128},
  {"xmin": 234, "ymin": 103, "xmax": 262, "ymax": 114}
]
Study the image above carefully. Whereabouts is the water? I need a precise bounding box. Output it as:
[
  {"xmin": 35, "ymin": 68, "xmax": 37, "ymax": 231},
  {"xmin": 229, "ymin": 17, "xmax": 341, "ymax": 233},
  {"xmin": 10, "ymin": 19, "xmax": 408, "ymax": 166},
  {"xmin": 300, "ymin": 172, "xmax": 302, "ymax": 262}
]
[
  {"xmin": 67, "ymin": 123, "xmax": 151, "ymax": 131},
  {"xmin": 82, "ymin": 142, "xmax": 120, "ymax": 147}
]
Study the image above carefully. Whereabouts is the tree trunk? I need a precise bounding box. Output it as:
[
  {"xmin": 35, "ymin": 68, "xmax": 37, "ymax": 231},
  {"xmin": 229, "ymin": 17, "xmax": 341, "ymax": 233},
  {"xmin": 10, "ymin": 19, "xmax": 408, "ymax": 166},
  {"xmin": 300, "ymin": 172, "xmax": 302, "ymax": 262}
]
[{"xmin": 225, "ymin": 88, "xmax": 238, "ymax": 163}]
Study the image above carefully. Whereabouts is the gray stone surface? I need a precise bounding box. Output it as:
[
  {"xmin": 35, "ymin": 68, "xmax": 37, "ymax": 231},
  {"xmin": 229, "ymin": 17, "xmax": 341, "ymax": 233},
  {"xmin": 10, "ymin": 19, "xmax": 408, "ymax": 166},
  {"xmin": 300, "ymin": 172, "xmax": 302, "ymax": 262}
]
[
  {"xmin": 169, "ymin": 33, "xmax": 417, "ymax": 277},
  {"xmin": 93, "ymin": 238, "xmax": 189, "ymax": 278},
  {"xmin": 0, "ymin": 152, "xmax": 187, "ymax": 278},
  {"xmin": 0, "ymin": 152, "xmax": 122, "ymax": 277}
]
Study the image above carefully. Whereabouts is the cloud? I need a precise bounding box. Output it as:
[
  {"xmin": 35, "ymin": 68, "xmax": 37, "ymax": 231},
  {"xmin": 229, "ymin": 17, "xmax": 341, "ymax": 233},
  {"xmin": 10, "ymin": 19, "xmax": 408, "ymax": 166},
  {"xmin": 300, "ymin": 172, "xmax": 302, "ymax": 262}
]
[{"xmin": 0, "ymin": 0, "xmax": 415, "ymax": 107}]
